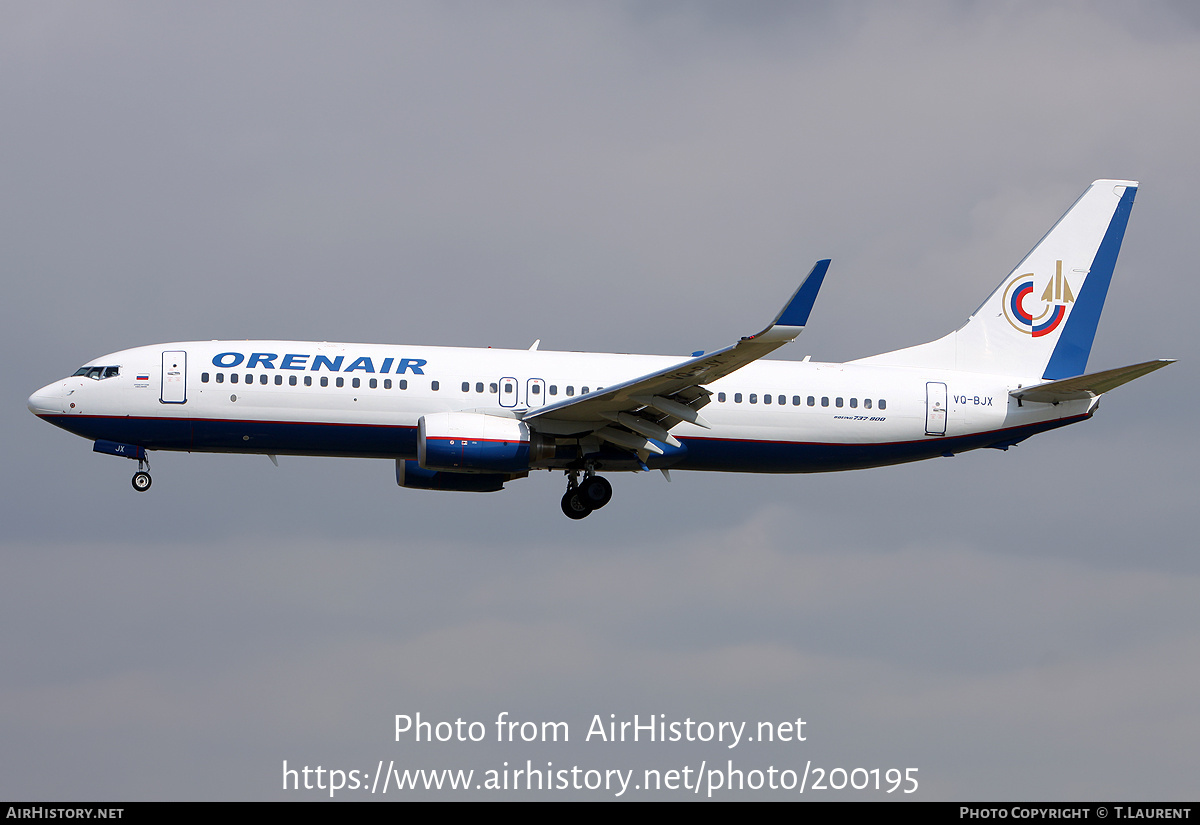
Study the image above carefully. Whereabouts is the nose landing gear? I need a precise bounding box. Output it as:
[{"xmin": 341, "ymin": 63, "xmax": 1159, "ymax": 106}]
[
  {"xmin": 131, "ymin": 456, "xmax": 152, "ymax": 493},
  {"xmin": 92, "ymin": 441, "xmax": 154, "ymax": 492},
  {"xmin": 560, "ymin": 468, "xmax": 612, "ymax": 519}
]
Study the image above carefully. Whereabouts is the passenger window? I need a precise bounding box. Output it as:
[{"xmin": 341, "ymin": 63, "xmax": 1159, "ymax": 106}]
[
  {"xmin": 290, "ymin": 376, "xmax": 298, "ymax": 386},
  {"xmin": 431, "ymin": 381, "xmax": 440, "ymax": 391},
  {"xmin": 304, "ymin": 376, "xmax": 312, "ymax": 386},
  {"xmin": 718, "ymin": 392, "xmax": 726, "ymax": 402},
  {"xmin": 566, "ymin": 386, "xmax": 575, "ymax": 396},
  {"xmin": 879, "ymin": 399, "xmax": 887, "ymax": 410},
  {"xmin": 462, "ymin": 382, "xmax": 470, "ymax": 392},
  {"xmin": 750, "ymin": 394, "xmax": 758, "ymax": 404},
  {"xmin": 734, "ymin": 393, "xmax": 742, "ymax": 403},
  {"xmin": 399, "ymin": 379, "xmax": 408, "ymax": 390},
  {"xmin": 763, "ymin": 394, "xmax": 771, "ymax": 405},
  {"xmin": 201, "ymin": 373, "xmax": 210, "ymax": 383},
  {"xmin": 531, "ymin": 384, "xmax": 541, "ymax": 395},
  {"xmin": 216, "ymin": 373, "xmax": 224, "ymax": 384},
  {"xmin": 792, "ymin": 396, "xmax": 800, "ymax": 406},
  {"xmin": 384, "ymin": 379, "xmax": 392, "ymax": 389},
  {"xmin": 582, "ymin": 386, "xmax": 589, "ymax": 394},
  {"xmin": 549, "ymin": 385, "xmax": 558, "ymax": 396},
  {"xmin": 352, "ymin": 378, "xmax": 360, "ymax": 388},
  {"xmin": 476, "ymin": 383, "xmax": 484, "ymax": 393},
  {"xmin": 245, "ymin": 374, "xmax": 252, "ymax": 384},
  {"xmin": 864, "ymin": 398, "xmax": 872, "ymax": 409},
  {"xmin": 370, "ymin": 378, "xmax": 377, "ymax": 389},
  {"xmin": 321, "ymin": 377, "xmax": 329, "ymax": 387},
  {"xmin": 821, "ymin": 397, "xmax": 828, "ymax": 407},
  {"xmin": 850, "ymin": 398, "xmax": 857, "ymax": 408},
  {"xmin": 260, "ymin": 374, "xmax": 268, "ymax": 385},
  {"xmin": 835, "ymin": 397, "xmax": 843, "ymax": 407},
  {"xmin": 231, "ymin": 374, "xmax": 239, "ymax": 384},
  {"xmin": 778, "ymin": 395, "xmax": 785, "ymax": 405},
  {"xmin": 336, "ymin": 377, "xmax": 345, "ymax": 388}
]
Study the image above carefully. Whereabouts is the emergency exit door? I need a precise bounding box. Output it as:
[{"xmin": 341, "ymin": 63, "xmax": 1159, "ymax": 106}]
[{"xmin": 498, "ymin": 376, "xmax": 518, "ymax": 408}]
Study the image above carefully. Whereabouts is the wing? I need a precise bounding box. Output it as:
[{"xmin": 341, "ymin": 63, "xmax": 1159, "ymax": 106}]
[{"xmin": 523, "ymin": 260, "xmax": 830, "ymax": 457}]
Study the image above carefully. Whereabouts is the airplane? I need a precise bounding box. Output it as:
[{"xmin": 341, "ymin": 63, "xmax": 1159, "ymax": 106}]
[{"xmin": 27, "ymin": 180, "xmax": 1173, "ymax": 519}]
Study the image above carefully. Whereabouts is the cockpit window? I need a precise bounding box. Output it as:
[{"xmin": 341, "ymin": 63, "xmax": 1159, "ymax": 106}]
[{"xmin": 73, "ymin": 366, "xmax": 120, "ymax": 380}]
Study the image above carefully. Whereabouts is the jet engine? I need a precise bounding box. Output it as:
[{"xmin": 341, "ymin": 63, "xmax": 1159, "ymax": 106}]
[
  {"xmin": 395, "ymin": 459, "xmax": 521, "ymax": 493},
  {"xmin": 417, "ymin": 412, "xmax": 552, "ymax": 473}
]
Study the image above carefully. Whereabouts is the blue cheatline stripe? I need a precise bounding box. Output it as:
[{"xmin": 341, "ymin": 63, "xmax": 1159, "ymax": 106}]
[
  {"xmin": 677, "ymin": 415, "xmax": 1089, "ymax": 472},
  {"xmin": 1042, "ymin": 185, "xmax": 1138, "ymax": 380},
  {"xmin": 39, "ymin": 411, "xmax": 1091, "ymax": 474},
  {"xmin": 774, "ymin": 259, "xmax": 830, "ymax": 327},
  {"xmin": 38, "ymin": 414, "xmax": 421, "ymax": 459}
]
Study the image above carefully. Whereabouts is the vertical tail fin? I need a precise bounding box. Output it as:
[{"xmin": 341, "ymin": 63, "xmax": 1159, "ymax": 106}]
[{"xmin": 855, "ymin": 180, "xmax": 1138, "ymax": 379}]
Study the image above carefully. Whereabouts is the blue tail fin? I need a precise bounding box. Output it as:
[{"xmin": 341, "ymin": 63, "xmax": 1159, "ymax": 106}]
[{"xmin": 856, "ymin": 180, "xmax": 1138, "ymax": 379}]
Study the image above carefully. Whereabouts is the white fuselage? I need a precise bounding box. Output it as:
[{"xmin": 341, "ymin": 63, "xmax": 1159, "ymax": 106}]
[{"xmin": 27, "ymin": 340, "xmax": 1093, "ymax": 474}]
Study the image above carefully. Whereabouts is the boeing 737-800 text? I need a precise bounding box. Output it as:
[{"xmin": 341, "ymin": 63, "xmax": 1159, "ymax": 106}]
[{"xmin": 28, "ymin": 180, "xmax": 1172, "ymax": 518}]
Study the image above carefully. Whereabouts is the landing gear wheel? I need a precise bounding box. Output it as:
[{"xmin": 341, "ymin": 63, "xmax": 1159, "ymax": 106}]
[
  {"xmin": 561, "ymin": 490, "xmax": 591, "ymax": 519},
  {"xmin": 131, "ymin": 471, "xmax": 152, "ymax": 492},
  {"xmin": 579, "ymin": 476, "xmax": 613, "ymax": 510}
]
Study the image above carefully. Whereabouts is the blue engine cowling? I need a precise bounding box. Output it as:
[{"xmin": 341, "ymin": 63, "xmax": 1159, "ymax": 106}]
[{"xmin": 418, "ymin": 412, "xmax": 543, "ymax": 473}]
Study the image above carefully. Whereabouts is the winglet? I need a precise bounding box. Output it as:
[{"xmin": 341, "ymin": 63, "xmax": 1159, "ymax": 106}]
[
  {"xmin": 774, "ymin": 259, "xmax": 830, "ymax": 327},
  {"xmin": 747, "ymin": 259, "xmax": 830, "ymax": 343}
]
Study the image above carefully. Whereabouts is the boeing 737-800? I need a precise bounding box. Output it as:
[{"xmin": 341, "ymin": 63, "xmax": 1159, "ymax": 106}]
[{"xmin": 28, "ymin": 180, "xmax": 1172, "ymax": 518}]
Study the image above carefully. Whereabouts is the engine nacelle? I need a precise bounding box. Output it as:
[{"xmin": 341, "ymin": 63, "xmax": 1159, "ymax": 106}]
[
  {"xmin": 418, "ymin": 412, "xmax": 549, "ymax": 473},
  {"xmin": 396, "ymin": 459, "xmax": 517, "ymax": 492}
]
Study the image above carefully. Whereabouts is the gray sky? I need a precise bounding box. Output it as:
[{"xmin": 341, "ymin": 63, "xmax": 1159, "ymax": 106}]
[{"xmin": 2, "ymin": 1, "xmax": 1196, "ymax": 800}]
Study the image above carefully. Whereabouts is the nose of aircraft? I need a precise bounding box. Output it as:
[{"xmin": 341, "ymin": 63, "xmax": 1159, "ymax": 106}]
[{"xmin": 27, "ymin": 382, "xmax": 65, "ymax": 415}]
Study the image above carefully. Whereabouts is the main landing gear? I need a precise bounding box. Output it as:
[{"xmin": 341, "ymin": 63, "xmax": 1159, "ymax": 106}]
[
  {"xmin": 560, "ymin": 468, "xmax": 613, "ymax": 520},
  {"xmin": 131, "ymin": 457, "xmax": 152, "ymax": 493}
]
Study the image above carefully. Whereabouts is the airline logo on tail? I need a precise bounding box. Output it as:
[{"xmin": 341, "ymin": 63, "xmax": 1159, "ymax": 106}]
[{"xmin": 1002, "ymin": 260, "xmax": 1076, "ymax": 337}]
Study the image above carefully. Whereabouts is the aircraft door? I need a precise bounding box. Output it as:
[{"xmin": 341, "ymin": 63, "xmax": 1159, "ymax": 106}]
[
  {"xmin": 526, "ymin": 378, "xmax": 546, "ymax": 408},
  {"xmin": 161, "ymin": 351, "xmax": 187, "ymax": 404},
  {"xmin": 498, "ymin": 376, "xmax": 518, "ymax": 408},
  {"xmin": 925, "ymin": 381, "xmax": 947, "ymax": 436}
]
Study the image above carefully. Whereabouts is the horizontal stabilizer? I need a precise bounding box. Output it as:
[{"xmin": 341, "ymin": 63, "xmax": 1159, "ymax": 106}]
[{"xmin": 1011, "ymin": 359, "xmax": 1174, "ymax": 404}]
